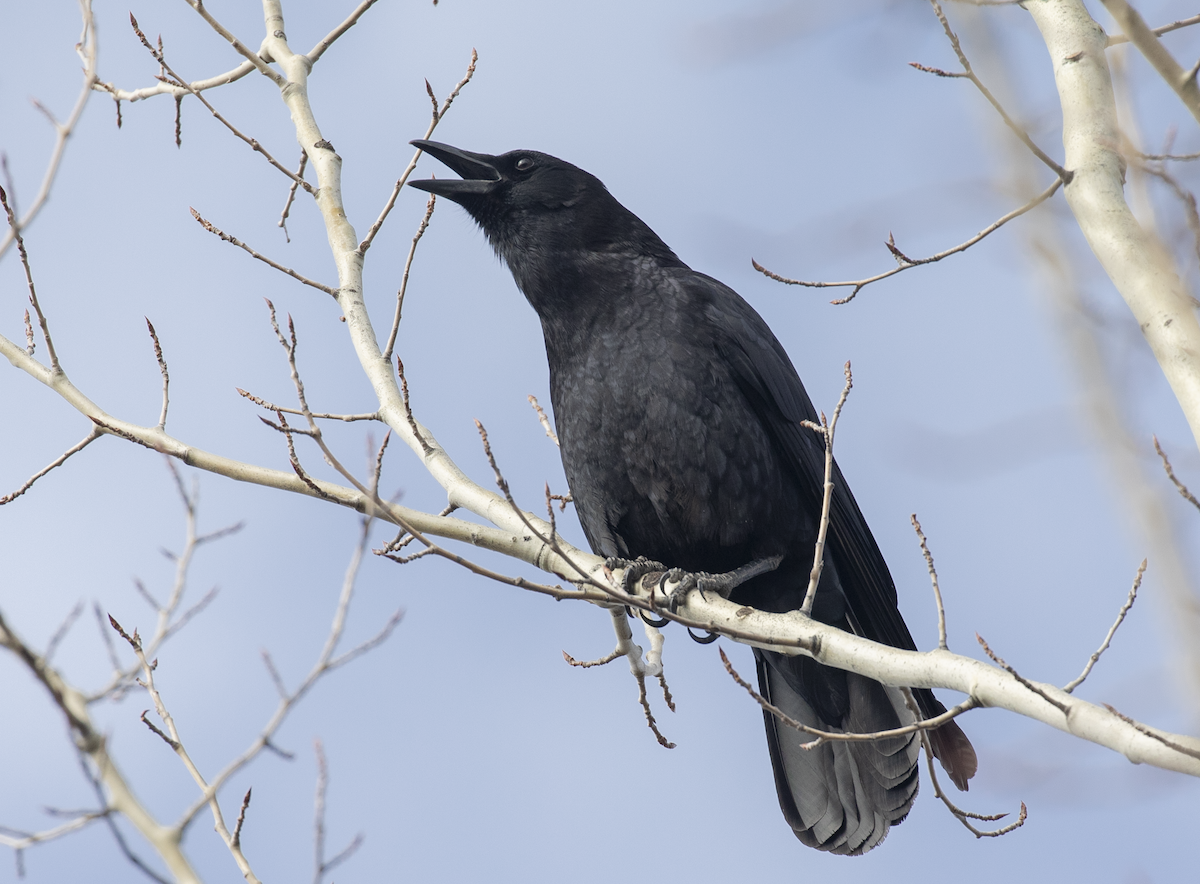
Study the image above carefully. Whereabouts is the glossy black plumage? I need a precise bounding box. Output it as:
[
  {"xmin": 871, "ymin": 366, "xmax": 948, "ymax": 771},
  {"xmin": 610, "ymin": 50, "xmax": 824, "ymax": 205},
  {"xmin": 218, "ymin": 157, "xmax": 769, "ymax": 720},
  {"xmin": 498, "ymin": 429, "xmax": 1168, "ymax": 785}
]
[{"xmin": 409, "ymin": 141, "xmax": 977, "ymax": 853}]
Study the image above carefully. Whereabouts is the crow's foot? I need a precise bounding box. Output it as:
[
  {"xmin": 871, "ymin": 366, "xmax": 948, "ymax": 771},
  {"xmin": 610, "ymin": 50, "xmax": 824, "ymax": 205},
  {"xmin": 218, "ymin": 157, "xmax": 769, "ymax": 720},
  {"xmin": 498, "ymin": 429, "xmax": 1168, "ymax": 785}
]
[
  {"xmin": 660, "ymin": 555, "xmax": 785, "ymax": 613},
  {"xmin": 605, "ymin": 555, "xmax": 669, "ymax": 596}
]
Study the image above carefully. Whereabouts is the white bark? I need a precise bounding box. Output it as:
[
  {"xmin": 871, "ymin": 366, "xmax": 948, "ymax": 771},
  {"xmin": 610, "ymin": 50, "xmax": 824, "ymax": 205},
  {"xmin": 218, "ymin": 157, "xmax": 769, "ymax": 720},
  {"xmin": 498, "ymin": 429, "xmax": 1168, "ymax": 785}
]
[{"xmin": 1026, "ymin": 0, "xmax": 1200, "ymax": 454}]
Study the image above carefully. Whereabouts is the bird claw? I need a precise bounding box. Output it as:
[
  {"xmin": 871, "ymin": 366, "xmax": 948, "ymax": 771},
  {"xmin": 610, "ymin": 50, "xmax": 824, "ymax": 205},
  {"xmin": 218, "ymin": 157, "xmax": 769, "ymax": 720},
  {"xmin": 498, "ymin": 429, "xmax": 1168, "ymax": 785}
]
[
  {"xmin": 605, "ymin": 555, "xmax": 668, "ymax": 595},
  {"xmin": 659, "ymin": 569, "xmax": 719, "ymax": 613}
]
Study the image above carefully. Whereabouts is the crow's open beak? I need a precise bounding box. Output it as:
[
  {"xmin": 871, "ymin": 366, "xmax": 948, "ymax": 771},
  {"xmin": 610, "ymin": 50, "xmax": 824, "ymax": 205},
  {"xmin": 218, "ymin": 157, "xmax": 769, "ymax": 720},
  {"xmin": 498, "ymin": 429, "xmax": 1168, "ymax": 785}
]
[{"xmin": 408, "ymin": 140, "xmax": 500, "ymax": 199}]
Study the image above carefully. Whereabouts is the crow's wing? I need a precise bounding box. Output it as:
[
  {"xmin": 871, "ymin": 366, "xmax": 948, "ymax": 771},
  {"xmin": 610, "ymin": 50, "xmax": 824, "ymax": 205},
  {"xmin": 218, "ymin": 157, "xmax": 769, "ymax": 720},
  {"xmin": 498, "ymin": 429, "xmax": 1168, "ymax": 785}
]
[{"xmin": 697, "ymin": 273, "xmax": 977, "ymax": 791}]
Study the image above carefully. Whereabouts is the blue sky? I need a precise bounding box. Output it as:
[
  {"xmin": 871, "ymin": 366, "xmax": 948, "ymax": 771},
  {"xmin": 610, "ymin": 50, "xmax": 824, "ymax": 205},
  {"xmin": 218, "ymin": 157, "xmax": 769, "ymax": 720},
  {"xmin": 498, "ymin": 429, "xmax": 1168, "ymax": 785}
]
[{"xmin": 2, "ymin": 1, "xmax": 1199, "ymax": 882}]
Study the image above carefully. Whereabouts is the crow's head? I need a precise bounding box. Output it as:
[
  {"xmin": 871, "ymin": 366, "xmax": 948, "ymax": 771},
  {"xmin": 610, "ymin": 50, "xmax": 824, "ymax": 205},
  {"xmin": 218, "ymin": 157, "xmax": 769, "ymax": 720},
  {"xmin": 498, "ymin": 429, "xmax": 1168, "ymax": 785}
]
[{"xmin": 408, "ymin": 140, "xmax": 678, "ymax": 276}]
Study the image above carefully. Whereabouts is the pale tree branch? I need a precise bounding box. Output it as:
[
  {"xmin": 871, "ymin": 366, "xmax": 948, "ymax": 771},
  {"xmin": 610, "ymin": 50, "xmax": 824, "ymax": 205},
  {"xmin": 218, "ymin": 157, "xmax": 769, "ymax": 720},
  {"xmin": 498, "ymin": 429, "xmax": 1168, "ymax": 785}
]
[
  {"xmin": 107, "ymin": 614, "xmax": 262, "ymax": 882},
  {"xmin": 176, "ymin": 513, "xmax": 401, "ymax": 830},
  {"xmin": 1025, "ymin": 0, "xmax": 1200, "ymax": 454},
  {"xmin": 1099, "ymin": 0, "xmax": 1200, "ymax": 126},
  {"xmin": 0, "ymin": 0, "xmax": 97, "ymax": 260},
  {"xmin": 1106, "ymin": 12, "xmax": 1200, "ymax": 46},
  {"xmin": 0, "ymin": 608, "xmax": 202, "ymax": 883},
  {"xmin": 128, "ymin": 14, "xmax": 312, "ymax": 193},
  {"xmin": 312, "ymin": 739, "xmax": 363, "ymax": 884}
]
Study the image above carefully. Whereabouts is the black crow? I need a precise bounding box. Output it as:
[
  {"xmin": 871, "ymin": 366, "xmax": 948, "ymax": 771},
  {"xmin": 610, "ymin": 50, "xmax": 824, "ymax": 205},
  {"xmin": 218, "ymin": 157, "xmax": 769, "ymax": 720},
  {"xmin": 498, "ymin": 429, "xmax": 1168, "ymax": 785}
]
[{"xmin": 409, "ymin": 140, "xmax": 977, "ymax": 854}]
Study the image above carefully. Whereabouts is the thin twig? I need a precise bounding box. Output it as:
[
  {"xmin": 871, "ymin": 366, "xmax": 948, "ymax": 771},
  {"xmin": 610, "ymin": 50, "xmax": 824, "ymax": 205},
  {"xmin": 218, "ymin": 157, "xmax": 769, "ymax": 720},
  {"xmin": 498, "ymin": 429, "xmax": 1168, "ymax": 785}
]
[
  {"xmin": 110, "ymin": 614, "xmax": 262, "ymax": 883},
  {"xmin": 721, "ymin": 648, "xmax": 977, "ymax": 746},
  {"xmin": 927, "ymin": 0, "xmax": 1073, "ymax": 181},
  {"xmin": 278, "ymin": 151, "xmax": 308, "ymax": 242},
  {"xmin": 44, "ymin": 601, "xmax": 84, "ymax": 665},
  {"xmin": 977, "ymin": 633, "xmax": 1069, "ymax": 713},
  {"xmin": 1154, "ymin": 435, "xmax": 1200, "ymax": 511},
  {"xmin": 231, "ymin": 789, "xmax": 251, "ymax": 851},
  {"xmin": 1064, "ymin": 560, "xmax": 1145, "ymax": 693},
  {"xmin": 474, "ymin": 420, "xmax": 608, "ymax": 593},
  {"xmin": 800, "ymin": 362, "xmax": 852, "ymax": 616},
  {"xmin": 0, "ymin": 0, "xmax": 97, "ymax": 260},
  {"xmin": 1, "ymin": 185, "xmax": 61, "ymax": 371},
  {"xmin": 306, "ymin": 0, "xmax": 383, "ymax": 64},
  {"xmin": 145, "ymin": 319, "xmax": 170, "ymax": 430},
  {"xmin": 562, "ymin": 647, "xmax": 625, "ymax": 668},
  {"xmin": 191, "ymin": 208, "xmax": 336, "ymax": 295},
  {"xmin": 910, "ymin": 514, "xmax": 949, "ymax": 650},
  {"xmin": 358, "ymin": 49, "xmax": 477, "ymax": 255},
  {"xmin": 906, "ymin": 692, "xmax": 1027, "ymax": 838},
  {"xmin": 528, "ymin": 395, "xmax": 559, "ymax": 445},
  {"xmin": 0, "ymin": 428, "xmax": 102, "ymax": 505},
  {"xmin": 237, "ymin": 388, "xmax": 379, "ymax": 422},
  {"xmin": 1108, "ymin": 12, "xmax": 1200, "ymax": 46},
  {"xmin": 177, "ymin": 517, "xmax": 403, "ymax": 830},
  {"xmin": 396, "ymin": 359, "xmax": 432, "ymax": 454},
  {"xmin": 129, "ymin": 15, "xmax": 310, "ymax": 192},
  {"xmin": 635, "ymin": 670, "xmax": 676, "ymax": 749},
  {"xmin": 752, "ymin": 178, "xmax": 1061, "ymax": 304},
  {"xmin": 382, "ymin": 193, "xmax": 436, "ymax": 361}
]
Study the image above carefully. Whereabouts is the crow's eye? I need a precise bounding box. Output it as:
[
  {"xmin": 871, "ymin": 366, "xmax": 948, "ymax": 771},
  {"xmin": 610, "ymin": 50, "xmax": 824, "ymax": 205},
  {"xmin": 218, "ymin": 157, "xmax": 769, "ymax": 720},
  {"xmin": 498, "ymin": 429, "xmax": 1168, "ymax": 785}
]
[{"xmin": 515, "ymin": 156, "xmax": 535, "ymax": 171}]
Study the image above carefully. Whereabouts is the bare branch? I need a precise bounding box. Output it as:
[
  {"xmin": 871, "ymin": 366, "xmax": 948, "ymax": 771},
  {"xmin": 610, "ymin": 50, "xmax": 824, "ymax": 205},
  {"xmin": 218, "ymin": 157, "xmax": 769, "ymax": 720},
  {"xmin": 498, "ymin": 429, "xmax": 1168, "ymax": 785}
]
[
  {"xmin": 1109, "ymin": 12, "xmax": 1200, "ymax": 46},
  {"xmin": 231, "ymin": 789, "xmax": 251, "ymax": 851},
  {"xmin": 0, "ymin": 428, "xmax": 102, "ymax": 505},
  {"xmin": 145, "ymin": 319, "xmax": 170, "ymax": 430},
  {"xmin": 1154, "ymin": 435, "xmax": 1200, "ymax": 511},
  {"xmin": 906, "ymin": 692, "xmax": 1027, "ymax": 838},
  {"xmin": 237, "ymin": 387, "xmax": 378, "ymax": 422},
  {"xmin": 1, "ymin": 185, "xmax": 61, "ymax": 371},
  {"xmin": 800, "ymin": 362, "xmax": 852, "ymax": 616},
  {"xmin": 312, "ymin": 739, "xmax": 364, "ymax": 884},
  {"xmin": 357, "ymin": 49, "xmax": 477, "ymax": 255},
  {"xmin": 307, "ymin": 0, "xmax": 383, "ymax": 63},
  {"xmin": 191, "ymin": 208, "xmax": 337, "ymax": 295},
  {"xmin": 926, "ymin": 0, "xmax": 1073, "ymax": 181},
  {"xmin": 278, "ymin": 151, "xmax": 308, "ymax": 242},
  {"xmin": 721, "ymin": 648, "xmax": 977, "ymax": 747},
  {"xmin": 118, "ymin": 614, "xmax": 262, "ymax": 883},
  {"xmin": 910, "ymin": 515, "xmax": 949, "ymax": 650},
  {"xmin": 44, "ymin": 601, "xmax": 84, "ymax": 665},
  {"xmin": 1064, "ymin": 559, "xmax": 1145, "ymax": 693},
  {"xmin": 382, "ymin": 193, "xmax": 436, "ymax": 361},
  {"xmin": 528, "ymin": 395, "xmax": 559, "ymax": 445},
  {"xmin": 128, "ymin": 15, "xmax": 309, "ymax": 190},
  {"xmin": 753, "ymin": 178, "xmax": 1061, "ymax": 303},
  {"xmin": 0, "ymin": 0, "xmax": 97, "ymax": 259},
  {"xmin": 976, "ymin": 633, "xmax": 1069, "ymax": 714},
  {"xmin": 0, "ymin": 608, "xmax": 202, "ymax": 883},
  {"xmin": 1100, "ymin": 0, "xmax": 1200, "ymax": 126},
  {"xmin": 181, "ymin": 1, "xmax": 285, "ymax": 86},
  {"xmin": 396, "ymin": 359, "xmax": 432, "ymax": 454},
  {"xmin": 562, "ymin": 647, "xmax": 625, "ymax": 668}
]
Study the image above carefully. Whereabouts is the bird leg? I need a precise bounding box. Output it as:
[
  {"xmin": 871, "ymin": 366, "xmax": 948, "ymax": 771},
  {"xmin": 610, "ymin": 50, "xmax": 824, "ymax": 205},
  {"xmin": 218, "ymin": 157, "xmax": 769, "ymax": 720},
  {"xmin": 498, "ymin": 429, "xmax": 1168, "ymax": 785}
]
[{"xmin": 660, "ymin": 555, "xmax": 784, "ymax": 613}]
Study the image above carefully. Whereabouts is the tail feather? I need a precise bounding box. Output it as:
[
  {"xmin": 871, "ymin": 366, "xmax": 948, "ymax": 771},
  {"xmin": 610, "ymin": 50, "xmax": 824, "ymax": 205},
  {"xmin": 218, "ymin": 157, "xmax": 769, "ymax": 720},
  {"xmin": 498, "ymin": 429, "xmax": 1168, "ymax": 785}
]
[{"xmin": 756, "ymin": 651, "xmax": 919, "ymax": 856}]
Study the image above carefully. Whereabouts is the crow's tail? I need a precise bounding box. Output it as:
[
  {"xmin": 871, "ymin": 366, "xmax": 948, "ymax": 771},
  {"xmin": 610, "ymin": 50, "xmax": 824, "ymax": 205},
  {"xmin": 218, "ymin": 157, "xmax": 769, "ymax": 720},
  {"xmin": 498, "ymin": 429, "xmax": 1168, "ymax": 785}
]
[{"xmin": 755, "ymin": 649, "xmax": 920, "ymax": 855}]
